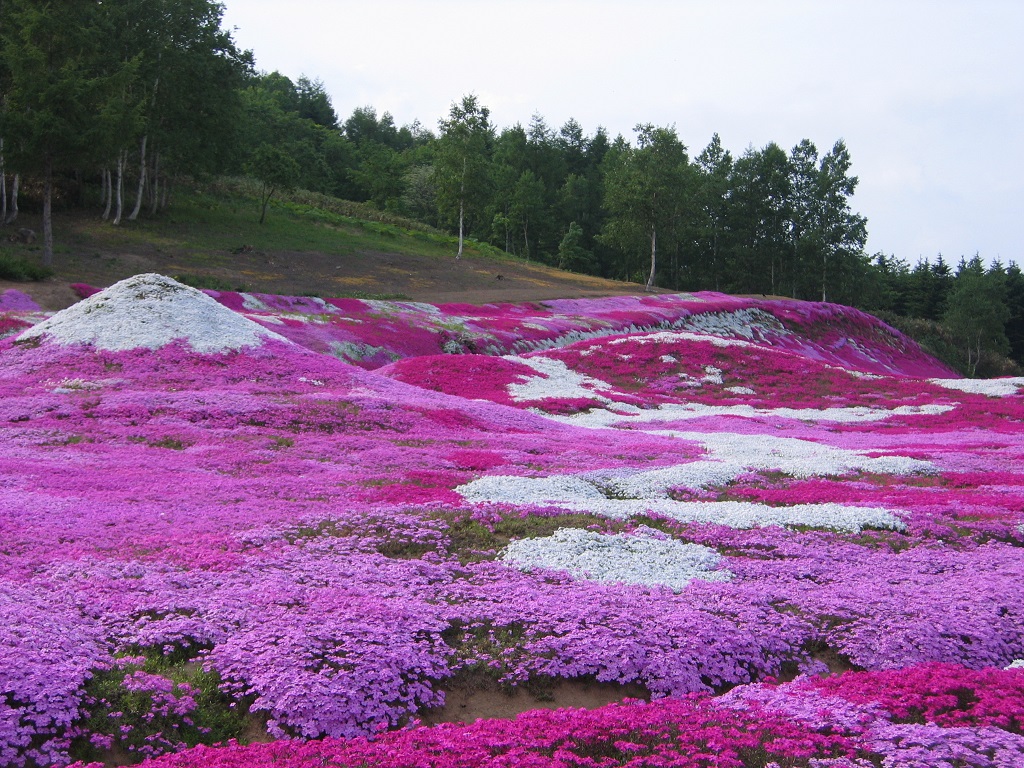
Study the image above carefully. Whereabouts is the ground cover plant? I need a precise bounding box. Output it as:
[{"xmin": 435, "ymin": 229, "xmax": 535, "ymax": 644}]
[{"xmin": 1, "ymin": 274, "xmax": 1023, "ymax": 767}]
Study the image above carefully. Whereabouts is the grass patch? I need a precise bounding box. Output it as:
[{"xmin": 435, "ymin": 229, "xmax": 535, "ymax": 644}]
[
  {"xmin": 438, "ymin": 510, "xmax": 625, "ymax": 563},
  {"xmin": 52, "ymin": 179, "xmax": 517, "ymax": 283},
  {"xmin": 69, "ymin": 648, "xmax": 251, "ymax": 764}
]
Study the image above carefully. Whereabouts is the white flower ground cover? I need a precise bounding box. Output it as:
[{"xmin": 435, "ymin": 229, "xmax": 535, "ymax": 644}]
[
  {"xmin": 19, "ymin": 274, "xmax": 291, "ymax": 353},
  {"xmin": 501, "ymin": 526, "xmax": 732, "ymax": 592},
  {"xmin": 457, "ymin": 473, "xmax": 906, "ymax": 533},
  {"xmin": 543, "ymin": 400, "xmax": 956, "ymax": 427},
  {"xmin": 929, "ymin": 376, "xmax": 1024, "ymax": 397}
]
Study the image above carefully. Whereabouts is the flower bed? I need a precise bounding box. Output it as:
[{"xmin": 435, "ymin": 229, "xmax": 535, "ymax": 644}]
[{"xmin": 1, "ymin": 274, "xmax": 1021, "ymax": 767}]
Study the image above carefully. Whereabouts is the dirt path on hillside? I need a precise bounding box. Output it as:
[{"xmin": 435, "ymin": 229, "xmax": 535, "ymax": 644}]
[{"xmin": 2, "ymin": 245, "xmax": 659, "ymax": 311}]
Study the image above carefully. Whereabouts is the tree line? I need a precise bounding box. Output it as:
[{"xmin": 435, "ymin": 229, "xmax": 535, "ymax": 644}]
[{"xmin": 1, "ymin": 0, "xmax": 1019, "ymax": 375}]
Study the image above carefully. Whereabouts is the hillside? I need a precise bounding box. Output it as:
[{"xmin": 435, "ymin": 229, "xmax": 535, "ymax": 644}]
[
  {"xmin": 2, "ymin": 274, "xmax": 1023, "ymax": 767},
  {"xmin": 0, "ymin": 186, "xmax": 654, "ymax": 312}
]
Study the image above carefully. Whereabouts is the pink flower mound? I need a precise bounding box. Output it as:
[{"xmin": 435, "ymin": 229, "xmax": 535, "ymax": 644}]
[
  {"xmin": 378, "ymin": 354, "xmax": 538, "ymax": 406},
  {"xmin": 199, "ymin": 288, "xmax": 957, "ymax": 377},
  {"xmin": 3, "ymin": 274, "xmax": 1023, "ymax": 767},
  {"xmin": 70, "ymin": 283, "xmax": 101, "ymax": 299}
]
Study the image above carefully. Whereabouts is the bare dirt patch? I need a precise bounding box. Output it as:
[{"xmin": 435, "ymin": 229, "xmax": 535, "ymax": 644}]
[
  {"xmin": 2, "ymin": 238, "xmax": 657, "ymax": 312},
  {"xmin": 420, "ymin": 679, "xmax": 651, "ymax": 725}
]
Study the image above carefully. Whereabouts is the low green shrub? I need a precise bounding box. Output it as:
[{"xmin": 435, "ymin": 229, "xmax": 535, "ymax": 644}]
[{"xmin": 0, "ymin": 252, "xmax": 54, "ymax": 281}]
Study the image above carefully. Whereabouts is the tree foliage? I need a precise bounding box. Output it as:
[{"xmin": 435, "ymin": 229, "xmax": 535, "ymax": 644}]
[
  {"xmin": 601, "ymin": 125, "xmax": 691, "ymax": 290},
  {"xmin": 942, "ymin": 258, "xmax": 1011, "ymax": 376},
  {"xmin": 434, "ymin": 94, "xmax": 493, "ymax": 258},
  {"xmin": 247, "ymin": 144, "xmax": 300, "ymax": 224}
]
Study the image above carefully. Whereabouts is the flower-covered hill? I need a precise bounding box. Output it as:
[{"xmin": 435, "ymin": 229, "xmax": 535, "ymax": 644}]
[
  {"xmin": 1, "ymin": 274, "xmax": 1023, "ymax": 768},
  {"xmin": 192, "ymin": 288, "xmax": 955, "ymax": 378}
]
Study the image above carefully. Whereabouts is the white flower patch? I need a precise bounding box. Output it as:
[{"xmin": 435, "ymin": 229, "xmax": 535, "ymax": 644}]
[
  {"xmin": 610, "ymin": 329, "xmax": 757, "ymax": 350},
  {"xmin": 504, "ymin": 356, "xmax": 614, "ymax": 403},
  {"xmin": 240, "ymin": 293, "xmax": 273, "ymax": 312},
  {"xmin": 929, "ymin": 377, "xmax": 1024, "ymax": 397},
  {"xmin": 364, "ymin": 299, "xmax": 443, "ymax": 316},
  {"xmin": 659, "ymin": 431, "xmax": 934, "ymax": 478},
  {"xmin": 725, "ymin": 386, "xmax": 756, "ymax": 395},
  {"xmin": 49, "ymin": 378, "xmax": 105, "ymax": 394},
  {"xmin": 586, "ymin": 461, "xmax": 742, "ymax": 499},
  {"xmin": 702, "ymin": 366, "xmax": 724, "ymax": 385},
  {"xmin": 1006, "ymin": 660, "xmax": 1024, "ymax": 670},
  {"xmin": 678, "ymin": 308, "xmax": 786, "ymax": 340},
  {"xmin": 847, "ymin": 369, "xmax": 883, "ymax": 380},
  {"xmin": 660, "ymin": 354, "xmax": 678, "ymax": 363},
  {"xmin": 543, "ymin": 401, "xmax": 955, "ymax": 429},
  {"xmin": 501, "ymin": 527, "xmax": 732, "ymax": 592},
  {"xmin": 19, "ymin": 274, "xmax": 291, "ymax": 353},
  {"xmin": 458, "ymin": 475, "xmax": 607, "ymax": 505},
  {"xmin": 649, "ymin": 500, "xmax": 904, "ymax": 533},
  {"xmin": 457, "ymin": 474, "xmax": 905, "ymax": 533}
]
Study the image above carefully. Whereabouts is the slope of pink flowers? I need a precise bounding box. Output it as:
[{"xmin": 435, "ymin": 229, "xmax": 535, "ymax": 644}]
[{"xmin": 1, "ymin": 275, "xmax": 1021, "ymax": 768}]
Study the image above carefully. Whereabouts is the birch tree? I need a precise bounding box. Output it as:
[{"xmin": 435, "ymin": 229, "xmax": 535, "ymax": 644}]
[
  {"xmin": 814, "ymin": 140, "xmax": 867, "ymax": 302},
  {"xmin": 601, "ymin": 124, "xmax": 691, "ymax": 291},
  {"xmin": 435, "ymin": 95, "xmax": 493, "ymax": 259},
  {"xmin": 694, "ymin": 133, "xmax": 733, "ymax": 291}
]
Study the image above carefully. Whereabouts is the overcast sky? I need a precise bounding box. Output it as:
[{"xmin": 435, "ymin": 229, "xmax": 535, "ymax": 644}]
[{"xmin": 220, "ymin": 0, "xmax": 1023, "ymax": 268}]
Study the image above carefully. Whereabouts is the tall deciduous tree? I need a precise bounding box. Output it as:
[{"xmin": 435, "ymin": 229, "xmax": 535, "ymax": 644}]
[
  {"xmin": 509, "ymin": 169, "xmax": 546, "ymax": 261},
  {"xmin": 725, "ymin": 143, "xmax": 792, "ymax": 295},
  {"xmin": 435, "ymin": 94, "xmax": 493, "ymax": 258},
  {"xmin": 943, "ymin": 259, "xmax": 1011, "ymax": 376},
  {"xmin": 105, "ymin": 0, "xmax": 249, "ymax": 219},
  {"xmin": 693, "ymin": 133, "xmax": 733, "ymax": 291},
  {"xmin": 814, "ymin": 140, "xmax": 867, "ymax": 302},
  {"xmin": 602, "ymin": 124, "xmax": 691, "ymax": 290},
  {"xmin": 247, "ymin": 143, "xmax": 300, "ymax": 224}
]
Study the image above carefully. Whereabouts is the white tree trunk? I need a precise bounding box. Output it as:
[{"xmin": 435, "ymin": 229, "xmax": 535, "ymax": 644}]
[
  {"xmin": 128, "ymin": 134, "xmax": 147, "ymax": 221},
  {"xmin": 5, "ymin": 174, "xmax": 18, "ymax": 224},
  {"xmin": 457, "ymin": 198, "xmax": 464, "ymax": 259},
  {"xmin": 0, "ymin": 139, "xmax": 6, "ymax": 225},
  {"xmin": 112, "ymin": 150, "xmax": 126, "ymax": 226},
  {"xmin": 42, "ymin": 157, "xmax": 54, "ymax": 267},
  {"xmin": 821, "ymin": 253, "xmax": 828, "ymax": 303},
  {"xmin": 101, "ymin": 168, "xmax": 112, "ymax": 220},
  {"xmin": 456, "ymin": 156, "xmax": 466, "ymax": 259},
  {"xmin": 645, "ymin": 226, "xmax": 657, "ymax": 291}
]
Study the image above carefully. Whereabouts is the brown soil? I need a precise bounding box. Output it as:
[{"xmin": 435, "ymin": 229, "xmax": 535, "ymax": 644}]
[
  {"xmin": 420, "ymin": 678, "xmax": 650, "ymax": 726},
  {"xmin": 1, "ymin": 236, "xmax": 660, "ymax": 312}
]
